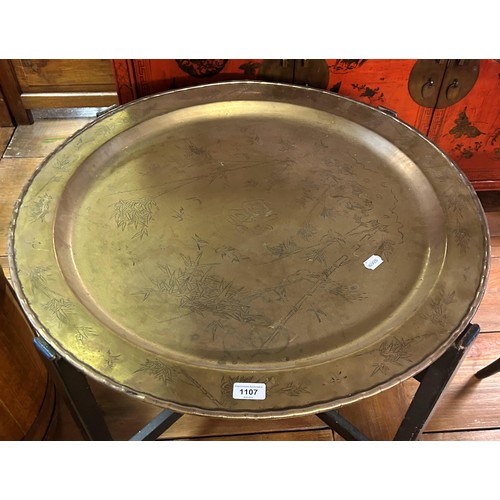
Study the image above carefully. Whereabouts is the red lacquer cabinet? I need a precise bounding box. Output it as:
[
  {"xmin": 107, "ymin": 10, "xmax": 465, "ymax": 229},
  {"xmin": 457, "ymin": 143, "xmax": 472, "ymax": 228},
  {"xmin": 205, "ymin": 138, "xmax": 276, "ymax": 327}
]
[{"xmin": 113, "ymin": 59, "xmax": 500, "ymax": 190}]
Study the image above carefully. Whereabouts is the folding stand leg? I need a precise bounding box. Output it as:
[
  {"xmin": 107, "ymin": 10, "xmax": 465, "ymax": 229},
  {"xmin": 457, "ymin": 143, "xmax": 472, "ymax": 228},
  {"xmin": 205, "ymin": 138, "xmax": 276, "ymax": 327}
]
[
  {"xmin": 317, "ymin": 323, "xmax": 480, "ymax": 441},
  {"xmin": 33, "ymin": 322, "xmax": 480, "ymax": 441},
  {"xmin": 34, "ymin": 336, "xmax": 113, "ymax": 440},
  {"xmin": 34, "ymin": 336, "xmax": 183, "ymax": 441},
  {"xmin": 474, "ymin": 357, "xmax": 500, "ymax": 379},
  {"xmin": 394, "ymin": 322, "xmax": 480, "ymax": 440},
  {"xmin": 129, "ymin": 409, "xmax": 183, "ymax": 441},
  {"xmin": 317, "ymin": 409, "xmax": 370, "ymax": 441}
]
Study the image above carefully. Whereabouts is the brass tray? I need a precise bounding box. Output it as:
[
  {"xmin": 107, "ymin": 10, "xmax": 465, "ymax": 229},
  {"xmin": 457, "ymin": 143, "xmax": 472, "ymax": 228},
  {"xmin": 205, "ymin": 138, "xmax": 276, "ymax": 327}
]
[{"xmin": 8, "ymin": 81, "xmax": 490, "ymax": 418}]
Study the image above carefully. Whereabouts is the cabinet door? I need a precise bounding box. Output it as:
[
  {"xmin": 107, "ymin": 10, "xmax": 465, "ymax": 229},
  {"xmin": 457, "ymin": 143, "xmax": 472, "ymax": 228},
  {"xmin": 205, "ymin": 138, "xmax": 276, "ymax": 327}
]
[
  {"xmin": 113, "ymin": 59, "xmax": 438, "ymax": 137},
  {"xmin": 427, "ymin": 59, "xmax": 500, "ymax": 190},
  {"xmin": 9, "ymin": 59, "xmax": 118, "ymax": 109},
  {"xmin": 322, "ymin": 59, "xmax": 439, "ymax": 135},
  {"xmin": 0, "ymin": 87, "xmax": 13, "ymax": 126},
  {"xmin": 113, "ymin": 59, "xmax": 294, "ymax": 103}
]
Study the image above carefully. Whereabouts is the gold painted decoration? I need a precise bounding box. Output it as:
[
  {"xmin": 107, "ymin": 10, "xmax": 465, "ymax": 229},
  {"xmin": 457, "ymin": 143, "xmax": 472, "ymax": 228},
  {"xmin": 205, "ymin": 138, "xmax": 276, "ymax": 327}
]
[{"xmin": 8, "ymin": 82, "xmax": 490, "ymax": 418}]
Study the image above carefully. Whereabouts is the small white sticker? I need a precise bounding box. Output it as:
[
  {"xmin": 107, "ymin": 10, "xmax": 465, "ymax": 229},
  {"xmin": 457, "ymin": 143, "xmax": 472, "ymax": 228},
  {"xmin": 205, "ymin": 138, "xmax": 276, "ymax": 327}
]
[
  {"xmin": 232, "ymin": 382, "xmax": 266, "ymax": 400},
  {"xmin": 363, "ymin": 254, "xmax": 384, "ymax": 270}
]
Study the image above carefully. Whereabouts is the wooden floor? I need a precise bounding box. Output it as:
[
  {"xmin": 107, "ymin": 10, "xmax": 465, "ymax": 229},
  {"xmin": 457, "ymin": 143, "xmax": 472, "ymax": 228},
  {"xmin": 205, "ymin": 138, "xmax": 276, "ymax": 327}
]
[{"xmin": 1, "ymin": 118, "xmax": 499, "ymax": 441}]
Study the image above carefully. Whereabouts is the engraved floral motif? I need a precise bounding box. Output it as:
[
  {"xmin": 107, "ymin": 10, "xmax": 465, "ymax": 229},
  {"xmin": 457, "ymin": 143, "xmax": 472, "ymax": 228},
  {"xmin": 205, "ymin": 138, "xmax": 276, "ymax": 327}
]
[
  {"xmin": 53, "ymin": 157, "xmax": 72, "ymax": 171},
  {"xmin": 297, "ymin": 223, "xmax": 318, "ymax": 241},
  {"xmin": 27, "ymin": 266, "xmax": 54, "ymax": 296},
  {"xmin": 215, "ymin": 245, "xmax": 249, "ymax": 263},
  {"xmin": 371, "ymin": 336, "xmax": 415, "ymax": 376},
  {"xmin": 226, "ymin": 199, "xmax": 276, "ymax": 235},
  {"xmin": 453, "ymin": 227, "xmax": 471, "ymax": 255},
  {"xmin": 326, "ymin": 282, "xmax": 368, "ymax": 302},
  {"xmin": 320, "ymin": 206, "xmax": 334, "ymax": 219},
  {"xmin": 25, "ymin": 266, "xmax": 98, "ymax": 345},
  {"xmin": 29, "ymin": 193, "xmax": 52, "ymax": 222},
  {"xmin": 113, "ymin": 197, "xmax": 158, "ymax": 239},
  {"xmin": 43, "ymin": 298, "xmax": 74, "ymax": 326},
  {"xmin": 421, "ymin": 287, "xmax": 457, "ymax": 327},
  {"xmin": 324, "ymin": 371, "xmax": 348, "ymax": 385},
  {"xmin": 136, "ymin": 254, "xmax": 267, "ymax": 325},
  {"xmin": 307, "ymin": 307, "xmax": 327, "ymax": 323},
  {"xmin": 138, "ymin": 358, "xmax": 223, "ymax": 406},
  {"xmin": 104, "ymin": 350, "xmax": 122, "ymax": 369},
  {"xmin": 136, "ymin": 359, "xmax": 177, "ymax": 384},
  {"xmin": 277, "ymin": 382, "xmax": 310, "ymax": 397},
  {"xmin": 265, "ymin": 238, "xmax": 301, "ymax": 259},
  {"xmin": 446, "ymin": 193, "xmax": 469, "ymax": 220}
]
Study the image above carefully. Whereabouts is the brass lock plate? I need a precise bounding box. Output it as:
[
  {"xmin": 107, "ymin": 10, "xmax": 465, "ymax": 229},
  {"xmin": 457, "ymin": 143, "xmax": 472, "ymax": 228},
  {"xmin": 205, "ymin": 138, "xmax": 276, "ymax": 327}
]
[
  {"xmin": 408, "ymin": 59, "xmax": 448, "ymax": 108},
  {"xmin": 292, "ymin": 59, "xmax": 330, "ymax": 89},
  {"xmin": 409, "ymin": 59, "xmax": 480, "ymax": 108},
  {"xmin": 436, "ymin": 59, "xmax": 480, "ymax": 109},
  {"xmin": 258, "ymin": 59, "xmax": 294, "ymax": 83},
  {"xmin": 258, "ymin": 60, "xmax": 330, "ymax": 89}
]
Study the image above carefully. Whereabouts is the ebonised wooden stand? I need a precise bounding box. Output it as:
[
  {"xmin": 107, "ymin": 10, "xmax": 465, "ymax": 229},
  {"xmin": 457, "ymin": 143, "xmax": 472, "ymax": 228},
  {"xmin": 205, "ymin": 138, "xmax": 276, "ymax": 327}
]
[{"xmin": 34, "ymin": 323, "xmax": 481, "ymax": 441}]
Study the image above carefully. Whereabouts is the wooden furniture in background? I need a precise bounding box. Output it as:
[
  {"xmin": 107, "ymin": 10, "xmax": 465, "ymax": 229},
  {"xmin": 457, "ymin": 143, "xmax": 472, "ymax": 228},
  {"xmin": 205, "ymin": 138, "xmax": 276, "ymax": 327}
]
[
  {"xmin": 0, "ymin": 265, "xmax": 57, "ymax": 440},
  {"xmin": 0, "ymin": 87, "xmax": 13, "ymax": 127},
  {"xmin": 0, "ymin": 59, "xmax": 119, "ymax": 125},
  {"xmin": 113, "ymin": 59, "xmax": 500, "ymax": 191},
  {"xmin": 426, "ymin": 60, "xmax": 500, "ymax": 190},
  {"xmin": 2, "ymin": 58, "xmax": 497, "ymax": 186}
]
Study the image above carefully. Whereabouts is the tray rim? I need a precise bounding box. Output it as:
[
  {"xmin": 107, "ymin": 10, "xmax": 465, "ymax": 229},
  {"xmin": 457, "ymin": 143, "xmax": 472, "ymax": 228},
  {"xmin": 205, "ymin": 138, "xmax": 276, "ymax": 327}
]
[{"xmin": 7, "ymin": 80, "xmax": 491, "ymax": 418}]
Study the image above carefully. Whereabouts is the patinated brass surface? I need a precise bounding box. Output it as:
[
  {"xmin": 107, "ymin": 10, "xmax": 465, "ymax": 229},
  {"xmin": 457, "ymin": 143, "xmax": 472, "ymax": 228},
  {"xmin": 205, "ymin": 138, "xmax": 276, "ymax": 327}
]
[{"xmin": 8, "ymin": 82, "xmax": 490, "ymax": 418}]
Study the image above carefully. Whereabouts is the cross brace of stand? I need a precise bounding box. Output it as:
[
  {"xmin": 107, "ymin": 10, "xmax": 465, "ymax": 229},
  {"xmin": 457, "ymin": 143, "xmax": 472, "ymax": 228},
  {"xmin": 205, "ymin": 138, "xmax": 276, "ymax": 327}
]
[{"xmin": 34, "ymin": 322, "xmax": 480, "ymax": 441}]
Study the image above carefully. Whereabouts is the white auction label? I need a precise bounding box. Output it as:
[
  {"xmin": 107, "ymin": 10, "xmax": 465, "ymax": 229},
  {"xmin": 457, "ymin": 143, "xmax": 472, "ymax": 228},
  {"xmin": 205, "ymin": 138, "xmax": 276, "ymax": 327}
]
[
  {"xmin": 363, "ymin": 254, "xmax": 384, "ymax": 270},
  {"xmin": 232, "ymin": 382, "xmax": 266, "ymax": 400}
]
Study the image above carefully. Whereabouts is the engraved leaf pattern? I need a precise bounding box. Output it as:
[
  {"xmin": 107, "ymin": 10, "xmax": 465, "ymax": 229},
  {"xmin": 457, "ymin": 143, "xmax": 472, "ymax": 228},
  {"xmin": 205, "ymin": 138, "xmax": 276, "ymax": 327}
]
[
  {"xmin": 113, "ymin": 198, "xmax": 158, "ymax": 239},
  {"xmin": 421, "ymin": 287, "xmax": 456, "ymax": 326},
  {"xmin": 139, "ymin": 255, "xmax": 266, "ymax": 325},
  {"xmin": 25, "ymin": 266, "xmax": 98, "ymax": 345},
  {"xmin": 29, "ymin": 193, "xmax": 52, "ymax": 222},
  {"xmin": 277, "ymin": 382, "xmax": 310, "ymax": 397},
  {"xmin": 27, "ymin": 266, "xmax": 54, "ymax": 296},
  {"xmin": 265, "ymin": 238, "xmax": 300, "ymax": 258},
  {"xmin": 324, "ymin": 371, "xmax": 348, "ymax": 385},
  {"xmin": 75, "ymin": 326, "xmax": 97, "ymax": 345},
  {"xmin": 371, "ymin": 336, "xmax": 415, "ymax": 376},
  {"xmin": 137, "ymin": 359, "xmax": 223, "ymax": 407},
  {"xmin": 454, "ymin": 228, "xmax": 471, "ymax": 255},
  {"xmin": 43, "ymin": 298, "xmax": 74, "ymax": 326},
  {"xmin": 297, "ymin": 223, "xmax": 318, "ymax": 241},
  {"xmin": 136, "ymin": 359, "xmax": 177, "ymax": 384},
  {"xmin": 105, "ymin": 350, "xmax": 122, "ymax": 369}
]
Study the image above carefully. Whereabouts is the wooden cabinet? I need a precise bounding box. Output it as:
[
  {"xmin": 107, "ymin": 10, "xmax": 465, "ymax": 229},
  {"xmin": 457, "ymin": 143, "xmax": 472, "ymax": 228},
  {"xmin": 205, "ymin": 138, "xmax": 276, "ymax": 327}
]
[
  {"xmin": 112, "ymin": 59, "xmax": 292, "ymax": 103},
  {"xmin": 0, "ymin": 86, "xmax": 13, "ymax": 126},
  {"xmin": 0, "ymin": 59, "xmax": 119, "ymax": 125},
  {"xmin": 112, "ymin": 59, "xmax": 500, "ymax": 191},
  {"xmin": 0, "ymin": 265, "xmax": 56, "ymax": 439},
  {"xmin": 426, "ymin": 60, "xmax": 499, "ymax": 189},
  {"xmin": 2, "ymin": 59, "xmax": 497, "ymax": 189}
]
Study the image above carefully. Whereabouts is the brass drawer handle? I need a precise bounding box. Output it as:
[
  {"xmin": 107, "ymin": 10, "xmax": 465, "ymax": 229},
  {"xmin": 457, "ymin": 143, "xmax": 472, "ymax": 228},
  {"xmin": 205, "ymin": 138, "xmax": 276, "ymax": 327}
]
[
  {"xmin": 446, "ymin": 79, "xmax": 461, "ymax": 101},
  {"xmin": 421, "ymin": 78, "xmax": 435, "ymax": 99}
]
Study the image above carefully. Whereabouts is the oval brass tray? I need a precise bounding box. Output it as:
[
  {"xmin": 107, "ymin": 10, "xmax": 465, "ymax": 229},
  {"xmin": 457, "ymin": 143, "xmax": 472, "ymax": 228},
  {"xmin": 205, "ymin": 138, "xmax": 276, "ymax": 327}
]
[{"xmin": 9, "ymin": 81, "xmax": 490, "ymax": 418}]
